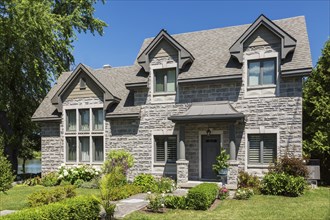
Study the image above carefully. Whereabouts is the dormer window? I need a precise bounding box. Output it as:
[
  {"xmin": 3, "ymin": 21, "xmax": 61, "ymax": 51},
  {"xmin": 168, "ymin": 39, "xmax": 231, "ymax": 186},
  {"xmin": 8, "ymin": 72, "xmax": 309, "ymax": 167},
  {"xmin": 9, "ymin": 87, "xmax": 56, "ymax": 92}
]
[
  {"xmin": 248, "ymin": 59, "xmax": 276, "ymax": 86},
  {"xmin": 154, "ymin": 68, "xmax": 176, "ymax": 93}
]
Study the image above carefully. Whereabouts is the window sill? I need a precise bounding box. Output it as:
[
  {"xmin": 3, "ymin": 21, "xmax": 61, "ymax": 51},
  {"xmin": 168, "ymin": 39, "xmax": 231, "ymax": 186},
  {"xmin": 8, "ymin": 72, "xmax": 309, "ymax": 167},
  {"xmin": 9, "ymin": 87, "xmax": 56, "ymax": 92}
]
[
  {"xmin": 65, "ymin": 162, "xmax": 104, "ymax": 165},
  {"xmin": 153, "ymin": 92, "xmax": 176, "ymax": 96},
  {"xmin": 247, "ymin": 164, "xmax": 272, "ymax": 169},
  {"xmin": 247, "ymin": 84, "xmax": 276, "ymax": 90},
  {"xmin": 154, "ymin": 162, "xmax": 176, "ymax": 166}
]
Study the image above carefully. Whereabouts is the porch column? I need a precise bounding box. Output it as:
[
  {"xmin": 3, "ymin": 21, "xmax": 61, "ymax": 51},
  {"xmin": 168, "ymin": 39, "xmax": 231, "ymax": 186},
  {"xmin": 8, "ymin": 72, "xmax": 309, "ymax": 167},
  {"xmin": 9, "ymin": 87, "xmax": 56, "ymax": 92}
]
[
  {"xmin": 228, "ymin": 123, "xmax": 238, "ymax": 189},
  {"xmin": 229, "ymin": 124, "xmax": 236, "ymax": 160},
  {"xmin": 177, "ymin": 125, "xmax": 189, "ymax": 184}
]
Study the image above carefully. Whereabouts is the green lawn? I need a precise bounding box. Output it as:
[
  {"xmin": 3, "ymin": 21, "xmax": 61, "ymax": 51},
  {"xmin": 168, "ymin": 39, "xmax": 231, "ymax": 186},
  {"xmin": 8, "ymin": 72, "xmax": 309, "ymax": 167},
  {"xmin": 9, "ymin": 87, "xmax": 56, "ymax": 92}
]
[
  {"xmin": 125, "ymin": 187, "xmax": 330, "ymax": 220},
  {"xmin": 0, "ymin": 185, "xmax": 100, "ymax": 211}
]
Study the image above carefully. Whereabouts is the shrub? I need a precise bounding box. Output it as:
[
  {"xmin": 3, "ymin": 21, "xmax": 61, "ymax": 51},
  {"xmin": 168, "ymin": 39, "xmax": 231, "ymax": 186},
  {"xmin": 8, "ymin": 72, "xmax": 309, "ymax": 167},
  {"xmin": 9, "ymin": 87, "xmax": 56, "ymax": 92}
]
[
  {"xmin": 107, "ymin": 184, "xmax": 142, "ymax": 201},
  {"xmin": 146, "ymin": 192, "xmax": 165, "ymax": 212},
  {"xmin": 238, "ymin": 171, "xmax": 261, "ymax": 193},
  {"xmin": 218, "ymin": 186, "xmax": 229, "ymax": 200},
  {"xmin": 156, "ymin": 177, "xmax": 176, "ymax": 193},
  {"xmin": 41, "ymin": 172, "xmax": 59, "ymax": 187},
  {"xmin": 80, "ymin": 177, "xmax": 100, "ymax": 189},
  {"xmin": 0, "ymin": 151, "xmax": 15, "ymax": 192},
  {"xmin": 102, "ymin": 149, "xmax": 134, "ymax": 175},
  {"xmin": 28, "ymin": 185, "xmax": 76, "ymax": 207},
  {"xmin": 164, "ymin": 195, "xmax": 187, "ymax": 209},
  {"xmin": 261, "ymin": 172, "xmax": 306, "ymax": 197},
  {"xmin": 271, "ymin": 156, "xmax": 309, "ymax": 178},
  {"xmin": 235, "ymin": 188, "xmax": 254, "ymax": 200},
  {"xmin": 186, "ymin": 183, "xmax": 218, "ymax": 210},
  {"xmin": 74, "ymin": 179, "xmax": 85, "ymax": 188},
  {"xmin": 2, "ymin": 196, "xmax": 100, "ymax": 220},
  {"xmin": 133, "ymin": 174, "xmax": 157, "ymax": 192},
  {"xmin": 58, "ymin": 164, "xmax": 99, "ymax": 184},
  {"xmin": 24, "ymin": 176, "xmax": 42, "ymax": 186}
]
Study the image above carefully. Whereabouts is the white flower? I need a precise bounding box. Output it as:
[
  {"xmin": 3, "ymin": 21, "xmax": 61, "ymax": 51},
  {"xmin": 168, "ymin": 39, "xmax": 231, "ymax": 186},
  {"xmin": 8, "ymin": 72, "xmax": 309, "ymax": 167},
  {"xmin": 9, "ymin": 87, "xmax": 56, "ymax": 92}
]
[
  {"xmin": 147, "ymin": 191, "xmax": 151, "ymax": 195},
  {"xmin": 161, "ymin": 193, "xmax": 165, "ymax": 197},
  {"xmin": 60, "ymin": 163, "xmax": 65, "ymax": 167},
  {"xmin": 161, "ymin": 204, "xmax": 164, "ymax": 207},
  {"xmin": 58, "ymin": 174, "xmax": 63, "ymax": 179},
  {"xmin": 63, "ymin": 170, "xmax": 68, "ymax": 176}
]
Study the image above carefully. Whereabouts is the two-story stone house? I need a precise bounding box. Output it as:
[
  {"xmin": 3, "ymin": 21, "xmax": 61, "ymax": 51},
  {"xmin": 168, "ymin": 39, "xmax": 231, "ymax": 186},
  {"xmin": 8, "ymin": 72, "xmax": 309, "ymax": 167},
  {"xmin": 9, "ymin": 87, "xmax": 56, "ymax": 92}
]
[{"xmin": 32, "ymin": 15, "xmax": 312, "ymax": 187}]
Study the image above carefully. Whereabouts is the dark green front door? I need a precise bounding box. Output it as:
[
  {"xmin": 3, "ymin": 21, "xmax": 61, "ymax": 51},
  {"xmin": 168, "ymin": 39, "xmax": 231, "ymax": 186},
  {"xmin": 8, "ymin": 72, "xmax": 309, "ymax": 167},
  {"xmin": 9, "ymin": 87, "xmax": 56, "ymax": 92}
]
[{"xmin": 202, "ymin": 135, "xmax": 221, "ymax": 179}]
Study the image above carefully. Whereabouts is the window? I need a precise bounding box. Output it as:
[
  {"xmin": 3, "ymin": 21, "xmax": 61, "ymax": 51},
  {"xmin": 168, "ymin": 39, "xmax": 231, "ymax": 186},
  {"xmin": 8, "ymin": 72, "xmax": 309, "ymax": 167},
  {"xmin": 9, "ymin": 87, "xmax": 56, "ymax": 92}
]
[
  {"xmin": 248, "ymin": 134, "xmax": 277, "ymax": 164},
  {"xmin": 154, "ymin": 135, "xmax": 177, "ymax": 163},
  {"xmin": 66, "ymin": 110, "xmax": 76, "ymax": 131},
  {"xmin": 248, "ymin": 59, "xmax": 276, "ymax": 86},
  {"xmin": 93, "ymin": 108, "xmax": 103, "ymax": 130},
  {"xmin": 65, "ymin": 108, "xmax": 104, "ymax": 163},
  {"xmin": 154, "ymin": 68, "xmax": 176, "ymax": 93}
]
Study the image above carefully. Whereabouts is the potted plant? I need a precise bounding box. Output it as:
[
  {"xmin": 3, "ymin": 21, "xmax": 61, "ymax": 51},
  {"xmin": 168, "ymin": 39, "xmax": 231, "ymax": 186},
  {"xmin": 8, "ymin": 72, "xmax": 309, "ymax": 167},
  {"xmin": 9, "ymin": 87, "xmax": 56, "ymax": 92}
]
[{"xmin": 212, "ymin": 149, "xmax": 230, "ymax": 175}]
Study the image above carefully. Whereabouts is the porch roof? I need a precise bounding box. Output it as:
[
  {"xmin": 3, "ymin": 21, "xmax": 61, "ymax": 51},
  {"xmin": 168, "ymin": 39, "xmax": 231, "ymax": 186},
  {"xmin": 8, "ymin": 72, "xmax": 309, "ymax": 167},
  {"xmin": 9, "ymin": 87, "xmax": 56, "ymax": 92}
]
[{"xmin": 168, "ymin": 101, "xmax": 244, "ymax": 122}]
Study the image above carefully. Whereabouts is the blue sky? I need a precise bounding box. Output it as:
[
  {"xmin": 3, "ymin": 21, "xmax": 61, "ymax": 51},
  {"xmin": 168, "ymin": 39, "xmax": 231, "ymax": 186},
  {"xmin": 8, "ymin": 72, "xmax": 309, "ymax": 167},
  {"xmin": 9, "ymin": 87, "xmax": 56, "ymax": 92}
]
[{"xmin": 72, "ymin": 0, "xmax": 329, "ymax": 70}]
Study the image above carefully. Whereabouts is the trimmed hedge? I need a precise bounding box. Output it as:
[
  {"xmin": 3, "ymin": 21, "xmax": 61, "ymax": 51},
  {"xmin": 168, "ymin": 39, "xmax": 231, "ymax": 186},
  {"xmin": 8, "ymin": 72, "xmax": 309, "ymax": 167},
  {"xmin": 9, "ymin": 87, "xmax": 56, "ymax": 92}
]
[
  {"xmin": 2, "ymin": 196, "xmax": 100, "ymax": 220},
  {"xmin": 186, "ymin": 183, "xmax": 218, "ymax": 210}
]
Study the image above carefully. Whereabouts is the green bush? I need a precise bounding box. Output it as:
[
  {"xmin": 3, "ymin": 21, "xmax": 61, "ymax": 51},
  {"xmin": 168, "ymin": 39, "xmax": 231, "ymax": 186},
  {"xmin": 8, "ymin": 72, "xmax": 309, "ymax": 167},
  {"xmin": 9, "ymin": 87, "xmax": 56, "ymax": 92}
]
[
  {"xmin": 271, "ymin": 156, "xmax": 309, "ymax": 178},
  {"xmin": 0, "ymin": 151, "xmax": 15, "ymax": 193},
  {"xmin": 238, "ymin": 171, "xmax": 261, "ymax": 193},
  {"xmin": 133, "ymin": 174, "xmax": 157, "ymax": 192},
  {"xmin": 107, "ymin": 184, "xmax": 142, "ymax": 201},
  {"xmin": 186, "ymin": 183, "xmax": 218, "ymax": 210},
  {"xmin": 164, "ymin": 195, "xmax": 187, "ymax": 209},
  {"xmin": 41, "ymin": 172, "xmax": 59, "ymax": 187},
  {"xmin": 74, "ymin": 179, "xmax": 85, "ymax": 188},
  {"xmin": 235, "ymin": 188, "xmax": 254, "ymax": 200},
  {"xmin": 28, "ymin": 185, "xmax": 76, "ymax": 207},
  {"xmin": 102, "ymin": 149, "xmax": 134, "ymax": 174},
  {"xmin": 156, "ymin": 177, "xmax": 176, "ymax": 193},
  {"xmin": 261, "ymin": 172, "xmax": 306, "ymax": 197},
  {"xmin": 58, "ymin": 164, "xmax": 100, "ymax": 184},
  {"xmin": 146, "ymin": 193, "xmax": 165, "ymax": 212},
  {"xmin": 24, "ymin": 176, "xmax": 42, "ymax": 186},
  {"xmin": 80, "ymin": 178, "xmax": 99, "ymax": 189},
  {"xmin": 2, "ymin": 196, "xmax": 100, "ymax": 220}
]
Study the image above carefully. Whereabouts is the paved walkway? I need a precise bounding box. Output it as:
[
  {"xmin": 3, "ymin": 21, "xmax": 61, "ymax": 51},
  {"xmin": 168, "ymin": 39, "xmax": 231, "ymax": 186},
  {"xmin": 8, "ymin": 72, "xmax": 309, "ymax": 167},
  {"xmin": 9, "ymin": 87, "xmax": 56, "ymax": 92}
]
[{"xmin": 0, "ymin": 210, "xmax": 17, "ymax": 217}]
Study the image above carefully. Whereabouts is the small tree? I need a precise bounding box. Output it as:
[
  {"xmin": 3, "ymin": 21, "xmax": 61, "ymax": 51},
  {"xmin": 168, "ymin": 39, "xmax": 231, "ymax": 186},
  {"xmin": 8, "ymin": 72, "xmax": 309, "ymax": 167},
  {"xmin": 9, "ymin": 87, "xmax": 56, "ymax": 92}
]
[
  {"xmin": 0, "ymin": 150, "xmax": 15, "ymax": 193},
  {"xmin": 102, "ymin": 150, "xmax": 134, "ymax": 175}
]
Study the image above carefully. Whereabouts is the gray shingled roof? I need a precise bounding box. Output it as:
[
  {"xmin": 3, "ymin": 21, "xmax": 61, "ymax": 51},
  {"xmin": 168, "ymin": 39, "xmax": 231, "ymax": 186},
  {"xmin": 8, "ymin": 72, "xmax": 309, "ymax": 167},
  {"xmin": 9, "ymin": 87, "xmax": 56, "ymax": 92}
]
[{"xmin": 32, "ymin": 15, "xmax": 312, "ymax": 120}]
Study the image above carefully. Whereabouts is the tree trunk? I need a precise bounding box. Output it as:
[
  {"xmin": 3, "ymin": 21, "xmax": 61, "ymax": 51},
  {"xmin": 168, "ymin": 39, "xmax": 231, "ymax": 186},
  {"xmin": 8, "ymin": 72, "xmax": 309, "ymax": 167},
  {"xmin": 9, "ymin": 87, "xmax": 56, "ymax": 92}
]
[
  {"xmin": 4, "ymin": 143, "xmax": 18, "ymax": 175},
  {"xmin": 22, "ymin": 158, "xmax": 26, "ymax": 174}
]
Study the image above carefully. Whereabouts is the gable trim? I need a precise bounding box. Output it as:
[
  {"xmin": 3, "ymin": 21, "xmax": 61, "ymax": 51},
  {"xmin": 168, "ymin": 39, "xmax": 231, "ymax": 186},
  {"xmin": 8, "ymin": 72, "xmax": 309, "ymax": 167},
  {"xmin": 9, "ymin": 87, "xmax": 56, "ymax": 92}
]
[
  {"xmin": 229, "ymin": 14, "xmax": 297, "ymax": 63},
  {"xmin": 137, "ymin": 29, "xmax": 194, "ymax": 72}
]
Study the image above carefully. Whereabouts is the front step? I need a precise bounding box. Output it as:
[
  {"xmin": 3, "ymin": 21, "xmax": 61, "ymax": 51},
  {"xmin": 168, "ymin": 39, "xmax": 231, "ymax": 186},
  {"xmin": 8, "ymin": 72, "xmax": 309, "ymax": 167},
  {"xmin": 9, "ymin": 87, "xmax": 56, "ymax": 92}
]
[{"xmin": 179, "ymin": 181, "xmax": 223, "ymax": 189}]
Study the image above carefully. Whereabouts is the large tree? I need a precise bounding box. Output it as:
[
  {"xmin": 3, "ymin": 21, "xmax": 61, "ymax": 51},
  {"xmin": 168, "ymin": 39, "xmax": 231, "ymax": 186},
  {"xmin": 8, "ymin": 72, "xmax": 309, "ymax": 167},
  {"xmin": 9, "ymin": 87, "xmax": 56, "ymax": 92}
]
[
  {"xmin": 303, "ymin": 39, "xmax": 330, "ymax": 183},
  {"xmin": 0, "ymin": 0, "xmax": 107, "ymax": 173}
]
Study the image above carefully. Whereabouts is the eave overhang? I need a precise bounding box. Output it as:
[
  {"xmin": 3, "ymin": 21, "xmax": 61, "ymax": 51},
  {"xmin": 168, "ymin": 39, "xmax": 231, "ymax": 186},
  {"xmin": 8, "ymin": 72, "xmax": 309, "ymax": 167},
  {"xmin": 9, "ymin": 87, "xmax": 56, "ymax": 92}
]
[
  {"xmin": 51, "ymin": 63, "xmax": 120, "ymax": 113},
  {"xmin": 137, "ymin": 29, "xmax": 194, "ymax": 72},
  {"xmin": 229, "ymin": 14, "xmax": 297, "ymax": 63},
  {"xmin": 281, "ymin": 67, "xmax": 312, "ymax": 77},
  {"xmin": 105, "ymin": 113, "xmax": 140, "ymax": 119}
]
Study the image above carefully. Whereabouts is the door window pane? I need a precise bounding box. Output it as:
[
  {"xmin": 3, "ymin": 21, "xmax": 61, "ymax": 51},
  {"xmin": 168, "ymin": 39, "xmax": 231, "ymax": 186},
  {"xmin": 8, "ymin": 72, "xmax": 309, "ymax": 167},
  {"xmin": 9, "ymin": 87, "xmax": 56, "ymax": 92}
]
[
  {"xmin": 66, "ymin": 137, "xmax": 76, "ymax": 162},
  {"xmin": 80, "ymin": 137, "xmax": 90, "ymax": 162},
  {"xmin": 66, "ymin": 110, "xmax": 76, "ymax": 131},
  {"xmin": 167, "ymin": 69, "xmax": 176, "ymax": 92},
  {"xmin": 93, "ymin": 137, "xmax": 103, "ymax": 162},
  {"xmin": 248, "ymin": 61, "xmax": 260, "ymax": 86},
  {"xmin": 263, "ymin": 60, "xmax": 275, "ymax": 85},
  {"xmin": 79, "ymin": 109, "xmax": 90, "ymax": 131},
  {"xmin": 93, "ymin": 109, "xmax": 103, "ymax": 130}
]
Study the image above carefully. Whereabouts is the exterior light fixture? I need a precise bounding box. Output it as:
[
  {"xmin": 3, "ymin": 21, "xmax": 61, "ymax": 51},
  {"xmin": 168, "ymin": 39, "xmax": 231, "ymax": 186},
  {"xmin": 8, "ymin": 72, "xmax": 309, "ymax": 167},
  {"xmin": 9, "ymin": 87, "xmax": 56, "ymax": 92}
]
[{"xmin": 207, "ymin": 128, "xmax": 211, "ymax": 136}]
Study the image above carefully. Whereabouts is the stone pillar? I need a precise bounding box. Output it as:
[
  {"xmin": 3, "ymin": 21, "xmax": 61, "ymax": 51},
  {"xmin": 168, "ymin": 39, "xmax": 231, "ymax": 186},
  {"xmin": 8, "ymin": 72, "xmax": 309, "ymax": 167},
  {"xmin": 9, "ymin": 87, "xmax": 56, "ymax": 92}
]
[
  {"xmin": 227, "ymin": 160, "xmax": 239, "ymax": 190},
  {"xmin": 176, "ymin": 160, "xmax": 189, "ymax": 184},
  {"xmin": 179, "ymin": 125, "xmax": 186, "ymax": 160},
  {"xmin": 229, "ymin": 124, "xmax": 236, "ymax": 160}
]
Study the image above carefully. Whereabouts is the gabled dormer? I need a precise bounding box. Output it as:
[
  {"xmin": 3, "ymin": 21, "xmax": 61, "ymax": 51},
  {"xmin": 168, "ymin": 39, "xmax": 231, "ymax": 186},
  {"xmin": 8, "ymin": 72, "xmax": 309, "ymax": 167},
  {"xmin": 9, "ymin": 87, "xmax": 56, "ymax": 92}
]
[
  {"xmin": 229, "ymin": 14, "xmax": 296, "ymax": 63},
  {"xmin": 51, "ymin": 64, "xmax": 120, "ymax": 113}
]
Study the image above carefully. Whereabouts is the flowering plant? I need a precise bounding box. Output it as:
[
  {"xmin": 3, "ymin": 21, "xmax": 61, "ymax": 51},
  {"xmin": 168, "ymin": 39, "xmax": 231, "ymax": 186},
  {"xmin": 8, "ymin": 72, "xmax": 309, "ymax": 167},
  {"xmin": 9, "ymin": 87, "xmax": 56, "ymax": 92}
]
[
  {"xmin": 58, "ymin": 164, "xmax": 100, "ymax": 184},
  {"xmin": 218, "ymin": 186, "xmax": 229, "ymax": 200},
  {"xmin": 146, "ymin": 192, "xmax": 165, "ymax": 212},
  {"xmin": 235, "ymin": 188, "xmax": 254, "ymax": 200}
]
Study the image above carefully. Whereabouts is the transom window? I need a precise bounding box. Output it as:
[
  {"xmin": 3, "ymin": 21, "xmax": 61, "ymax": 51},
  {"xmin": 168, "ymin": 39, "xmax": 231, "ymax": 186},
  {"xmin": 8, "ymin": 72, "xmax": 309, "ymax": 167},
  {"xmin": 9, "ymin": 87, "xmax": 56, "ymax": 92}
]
[
  {"xmin": 65, "ymin": 108, "xmax": 104, "ymax": 163},
  {"xmin": 154, "ymin": 135, "xmax": 177, "ymax": 163},
  {"xmin": 154, "ymin": 68, "xmax": 176, "ymax": 93},
  {"xmin": 248, "ymin": 134, "xmax": 277, "ymax": 165},
  {"xmin": 248, "ymin": 59, "xmax": 276, "ymax": 86}
]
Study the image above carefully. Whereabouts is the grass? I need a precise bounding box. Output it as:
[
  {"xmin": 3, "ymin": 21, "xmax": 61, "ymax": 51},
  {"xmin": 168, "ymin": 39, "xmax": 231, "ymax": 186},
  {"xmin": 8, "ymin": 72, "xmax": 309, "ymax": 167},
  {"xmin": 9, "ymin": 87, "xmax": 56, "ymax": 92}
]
[
  {"xmin": 0, "ymin": 185, "xmax": 100, "ymax": 211},
  {"xmin": 125, "ymin": 187, "xmax": 330, "ymax": 220}
]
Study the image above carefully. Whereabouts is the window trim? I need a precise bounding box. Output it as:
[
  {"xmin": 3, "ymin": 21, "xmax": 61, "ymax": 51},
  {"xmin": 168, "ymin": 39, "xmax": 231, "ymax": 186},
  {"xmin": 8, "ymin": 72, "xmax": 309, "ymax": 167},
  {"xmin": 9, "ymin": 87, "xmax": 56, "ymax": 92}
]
[
  {"xmin": 153, "ymin": 68, "xmax": 177, "ymax": 93},
  {"xmin": 154, "ymin": 135, "xmax": 178, "ymax": 164},
  {"xmin": 247, "ymin": 58, "xmax": 277, "ymax": 87}
]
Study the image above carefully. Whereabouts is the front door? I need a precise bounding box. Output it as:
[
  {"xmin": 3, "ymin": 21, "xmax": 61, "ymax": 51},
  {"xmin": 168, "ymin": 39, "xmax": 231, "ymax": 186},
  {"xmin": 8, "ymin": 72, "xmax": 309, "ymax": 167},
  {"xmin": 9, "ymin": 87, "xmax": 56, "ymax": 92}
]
[{"xmin": 202, "ymin": 135, "xmax": 221, "ymax": 179}]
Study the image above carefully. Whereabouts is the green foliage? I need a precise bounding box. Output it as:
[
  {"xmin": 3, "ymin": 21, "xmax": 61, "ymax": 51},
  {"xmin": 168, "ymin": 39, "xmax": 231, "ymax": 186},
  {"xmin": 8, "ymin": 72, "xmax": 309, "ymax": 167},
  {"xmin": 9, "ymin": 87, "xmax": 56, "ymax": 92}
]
[
  {"xmin": 146, "ymin": 193, "xmax": 165, "ymax": 212},
  {"xmin": 303, "ymin": 39, "xmax": 330, "ymax": 183},
  {"xmin": 58, "ymin": 164, "xmax": 100, "ymax": 184},
  {"xmin": 41, "ymin": 172, "xmax": 59, "ymax": 187},
  {"xmin": 235, "ymin": 188, "xmax": 254, "ymax": 200},
  {"xmin": 212, "ymin": 149, "xmax": 230, "ymax": 173},
  {"xmin": 164, "ymin": 195, "xmax": 187, "ymax": 209},
  {"xmin": 27, "ymin": 185, "xmax": 76, "ymax": 207},
  {"xmin": 238, "ymin": 171, "xmax": 261, "ymax": 192},
  {"xmin": 186, "ymin": 183, "xmax": 218, "ymax": 210},
  {"xmin": 156, "ymin": 177, "xmax": 176, "ymax": 193},
  {"xmin": 133, "ymin": 174, "xmax": 157, "ymax": 192},
  {"xmin": 270, "ymin": 156, "xmax": 309, "ymax": 178},
  {"xmin": 0, "ymin": 0, "xmax": 107, "ymax": 174},
  {"xmin": 261, "ymin": 172, "xmax": 306, "ymax": 197},
  {"xmin": 2, "ymin": 196, "xmax": 100, "ymax": 220},
  {"xmin": 0, "ymin": 150, "xmax": 15, "ymax": 192},
  {"xmin": 218, "ymin": 186, "xmax": 229, "ymax": 200},
  {"xmin": 24, "ymin": 176, "xmax": 42, "ymax": 186},
  {"xmin": 102, "ymin": 149, "xmax": 134, "ymax": 174},
  {"xmin": 108, "ymin": 184, "xmax": 142, "ymax": 201},
  {"xmin": 80, "ymin": 177, "xmax": 100, "ymax": 189}
]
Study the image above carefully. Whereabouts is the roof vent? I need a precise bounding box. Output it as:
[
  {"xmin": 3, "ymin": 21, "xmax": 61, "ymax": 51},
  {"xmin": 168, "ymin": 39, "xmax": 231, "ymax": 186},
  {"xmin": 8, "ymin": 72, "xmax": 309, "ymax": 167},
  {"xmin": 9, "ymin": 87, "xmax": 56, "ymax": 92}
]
[{"xmin": 103, "ymin": 64, "xmax": 112, "ymax": 69}]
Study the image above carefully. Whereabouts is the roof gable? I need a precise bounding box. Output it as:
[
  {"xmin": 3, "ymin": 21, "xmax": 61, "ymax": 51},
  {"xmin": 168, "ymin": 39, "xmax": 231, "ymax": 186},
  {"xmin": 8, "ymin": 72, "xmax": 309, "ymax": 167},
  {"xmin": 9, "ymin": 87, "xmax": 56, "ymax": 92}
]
[
  {"xmin": 229, "ymin": 14, "xmax": 297, "ymax": 63},
  {"xmin": 51, "ymin": 63, "xmax": 120, "ymax": 113},
  {"xmin": 137, "ymin": 29, "xmax": 194, "ymax": 72}
]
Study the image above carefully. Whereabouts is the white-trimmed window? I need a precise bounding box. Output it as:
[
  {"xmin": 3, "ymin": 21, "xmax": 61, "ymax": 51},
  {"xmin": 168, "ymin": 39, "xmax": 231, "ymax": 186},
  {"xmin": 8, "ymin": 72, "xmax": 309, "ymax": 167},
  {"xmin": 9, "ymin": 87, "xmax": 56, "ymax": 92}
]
[
  {"xmin": 248, "ymin": 134, "xmax": 277, "ymax": 164},
  {"xmin": 154, "ymin": 68, "xmax": 176, "ymax": 93},
  {"xmin": 248, "ymin": 58, "xmax": 276, "ymax": 86},
  {"xmin": 154, "ymin": 135, "xmax": 177, "ymax": 163},
  {"xmin": 65, "ymin": 108, "xmax": 104, "ymax": 163}
]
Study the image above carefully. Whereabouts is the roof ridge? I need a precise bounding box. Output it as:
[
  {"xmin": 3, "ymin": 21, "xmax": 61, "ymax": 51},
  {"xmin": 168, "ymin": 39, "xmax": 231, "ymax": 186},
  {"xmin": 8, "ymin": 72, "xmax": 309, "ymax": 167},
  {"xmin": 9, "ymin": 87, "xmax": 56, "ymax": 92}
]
[{"xmin": 93, "ymin": 64, "xmax": 136, "ymax": 71}]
